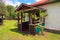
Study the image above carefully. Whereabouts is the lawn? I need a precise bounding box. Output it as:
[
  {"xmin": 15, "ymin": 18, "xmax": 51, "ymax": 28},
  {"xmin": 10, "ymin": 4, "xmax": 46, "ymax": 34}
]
[{"xmin": 0, "ymin": 20, "xmax": 60, "ymax": 40}]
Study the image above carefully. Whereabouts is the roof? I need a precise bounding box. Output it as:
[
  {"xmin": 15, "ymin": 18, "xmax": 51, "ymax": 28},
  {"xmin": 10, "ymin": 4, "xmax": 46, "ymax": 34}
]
[
  {"xmin": 15, "ymin": 3, "xmax": 46, "ymax": 12},
  {"xmin": 30, "ymin": 0, "xmax": 48, "ymax": 6},
  {"xmin": 30, "ymin": 0, "xmax": 60, "ymax": 7},
  {"xmin": 15, "ymin": 3, "xmax": 35, "ymax": 12}
]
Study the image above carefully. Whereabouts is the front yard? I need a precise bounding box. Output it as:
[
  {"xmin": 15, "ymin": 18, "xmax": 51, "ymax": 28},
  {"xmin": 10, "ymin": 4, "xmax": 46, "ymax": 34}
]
[{"xmin": 0, "ymin": 20, "xmax": 60, "ymax": 40}]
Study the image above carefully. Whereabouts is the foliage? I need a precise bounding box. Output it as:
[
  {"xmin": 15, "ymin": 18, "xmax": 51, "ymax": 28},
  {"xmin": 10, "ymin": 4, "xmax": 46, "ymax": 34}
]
[
  {"xmin": 31, "ymin": 13, "xmax": 38, "ymax": 20},
  {"xmin": 40, "ymin": 11, "xmax": 48, "ymax": 18},
  {"xmin": 0, "ymin": 0, "xmax": 7, "ymax": 15},
  {"xmin": 6, "ymin": 5, "xmax": 16, "ymax": 19},
  {"xmin": 0, "ymin": 0, "xmax": 17, "ymax": 19},
  {"xmin": 19, "ymin": 10, "xmax": 27, "ymax": 22}
]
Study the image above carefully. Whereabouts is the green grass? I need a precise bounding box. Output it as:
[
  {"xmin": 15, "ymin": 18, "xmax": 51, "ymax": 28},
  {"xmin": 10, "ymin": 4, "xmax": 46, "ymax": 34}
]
[{"xmin": 0, "ymin": 20, "xmax": 60, "ymax": 40}]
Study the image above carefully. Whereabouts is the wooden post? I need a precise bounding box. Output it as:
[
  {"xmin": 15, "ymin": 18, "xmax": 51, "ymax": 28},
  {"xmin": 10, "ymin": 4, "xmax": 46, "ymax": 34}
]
[
  {"xmin": 18, "ymin": 13, "xmax": 19, "ymax": 24},
  {"xmin": 34, "ymin": 12, "xmax": 36, "ymax": 35},
  {"xmin": 18, "ymin": 13, "xmax": 20, "ymax": 30},
  {"xmin": 18, "ymin": 13, "xmax": 22, "ymax": 32},
  {"xmin": 28, "ymin": 13, "xmax": 30, "ymax": 33},
  {"xmin": 21, "ymin": 13, "xmax": 22, "ymax": 32}
]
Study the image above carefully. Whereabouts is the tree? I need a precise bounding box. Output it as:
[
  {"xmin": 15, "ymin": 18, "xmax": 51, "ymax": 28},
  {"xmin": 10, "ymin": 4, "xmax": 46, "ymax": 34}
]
[
  {"xmin": 0, "ymin": 0, "xmax": 7, "ymax": 14},
  {"xmin": 6, "ymin": 5, "xmax": 16, "ymax": 19},
  {"xmin": 0, "ymin": 0, "xmax": 8, "ymax": 24},
  {"xmin": 0, "ymin": 0, "xmax": 7, "ymax": 19},
  {"xmin": 15, "ymin": 5, "xmax": 19, "ymax": 9}
]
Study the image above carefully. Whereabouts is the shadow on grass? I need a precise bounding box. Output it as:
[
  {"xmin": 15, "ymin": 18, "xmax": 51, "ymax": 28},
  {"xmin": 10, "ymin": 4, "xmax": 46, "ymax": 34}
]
[
  {"xmin": 10, "ymin": 28, "xmax": 29, "ymax": 36},
  {"xmin": 44, "ymin": 29, "xmax": 60, "ymax": 34},
  {"xmin": 10, "ymin": 28, "xmax": 45, "ymax": 36}
]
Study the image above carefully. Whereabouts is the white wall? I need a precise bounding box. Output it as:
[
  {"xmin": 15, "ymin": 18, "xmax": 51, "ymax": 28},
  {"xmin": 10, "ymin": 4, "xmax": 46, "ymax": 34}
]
[{"xmin": 39, "ymin": 2, "xmax": 60, "ymax": 30}]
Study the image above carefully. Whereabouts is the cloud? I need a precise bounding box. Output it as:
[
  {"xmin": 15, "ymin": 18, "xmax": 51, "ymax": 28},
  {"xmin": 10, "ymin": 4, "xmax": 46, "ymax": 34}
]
[
  {"xmin": 35, "ymin": 0, "xmax": 42, "ymax": 2},
  {"xmin": 4, "ymin": 0, "xmax": 21, "ymax": 7},
  {"xmin": 27, "ymin": 3, "xmax": 31, "ymax": 5}
]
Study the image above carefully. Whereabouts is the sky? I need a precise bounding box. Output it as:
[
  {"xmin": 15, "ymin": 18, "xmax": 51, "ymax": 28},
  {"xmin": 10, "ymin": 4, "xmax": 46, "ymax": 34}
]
[{"xmin": 4, "ymin": 0, "xmax": 42, "ymax": 7}]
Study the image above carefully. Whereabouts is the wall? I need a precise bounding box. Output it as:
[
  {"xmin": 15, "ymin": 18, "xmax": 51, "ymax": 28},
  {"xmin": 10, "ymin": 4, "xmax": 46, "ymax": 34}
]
[{"xmin": 38, "ymin": 2, "xmax": 60, "ymax": 30}]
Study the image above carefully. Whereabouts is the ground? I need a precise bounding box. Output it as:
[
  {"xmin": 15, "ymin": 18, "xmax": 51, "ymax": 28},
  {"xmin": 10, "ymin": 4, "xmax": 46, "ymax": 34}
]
[{"xmin": 0, "ymin": 20, "xmax": 60, "ymax": 40}]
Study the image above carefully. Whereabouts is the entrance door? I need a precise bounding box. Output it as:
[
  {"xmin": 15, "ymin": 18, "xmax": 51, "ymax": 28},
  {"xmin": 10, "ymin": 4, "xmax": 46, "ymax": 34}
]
[
  {"xmin": 22, "ymin": 13, "xmax": 29, "ymax": 33},
  {"xmin": 22, "ymin": 21, "xmax": 29, "ymax": 33}
]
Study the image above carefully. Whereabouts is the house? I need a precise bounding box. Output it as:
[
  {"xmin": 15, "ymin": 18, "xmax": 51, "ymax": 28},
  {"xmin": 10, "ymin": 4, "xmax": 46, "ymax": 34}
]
[{"xmin": 30, "ymin": 0, "xmax": 60, "ymax": 31}]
